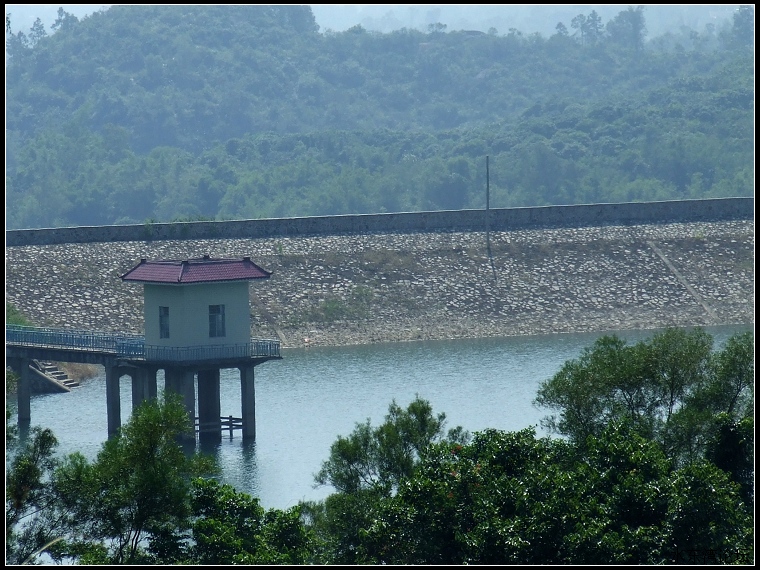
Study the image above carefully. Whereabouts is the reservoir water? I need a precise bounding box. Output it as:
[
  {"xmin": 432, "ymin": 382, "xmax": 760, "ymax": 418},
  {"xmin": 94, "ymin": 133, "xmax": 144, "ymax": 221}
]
[{"xmin": 7, "ymin": 324, "xmax": 751, "ymax": 510}]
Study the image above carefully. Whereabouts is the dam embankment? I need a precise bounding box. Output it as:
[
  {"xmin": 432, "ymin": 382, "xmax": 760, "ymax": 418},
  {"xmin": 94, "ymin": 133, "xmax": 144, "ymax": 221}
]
[{"xmin": 5, "ymin": 199, "xmax": 754, "ymax": 348}]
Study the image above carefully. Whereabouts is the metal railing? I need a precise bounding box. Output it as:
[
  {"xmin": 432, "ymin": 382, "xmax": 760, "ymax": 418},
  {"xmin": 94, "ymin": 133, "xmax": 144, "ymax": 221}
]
[
  {"xmin": 195, "ymin": 415, "xmax": 244, "ymax": 437},
  {"xmin": 6, "ymin": 325, "xmax": 280, "ymax": 361},
  {"xmin": 144, "ymin": 341, "xmax": 280, "ymax": 361},
  {"xmin": 6, "ymin": 325, "xmax": 142, "ymax": 353}
]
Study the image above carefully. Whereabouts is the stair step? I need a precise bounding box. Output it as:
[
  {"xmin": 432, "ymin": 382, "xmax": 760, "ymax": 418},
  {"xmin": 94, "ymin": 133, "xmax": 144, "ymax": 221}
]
[{"xmin": 30, "ymin": 361, "xmax": 80, "ymax": 390}]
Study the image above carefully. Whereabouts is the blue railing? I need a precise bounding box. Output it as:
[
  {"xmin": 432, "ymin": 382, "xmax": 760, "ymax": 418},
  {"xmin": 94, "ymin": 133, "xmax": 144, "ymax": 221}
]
[
  {"xmin": 6, "ymin": 325, "xmax": 280, "ymax": 361},
  {"xmin": 6, "ymin": 325, "xmax": 142, "ymax": 353},
  {"xmin": 144, "ymin": 341, "xmax": 280, "ymax": 361}
]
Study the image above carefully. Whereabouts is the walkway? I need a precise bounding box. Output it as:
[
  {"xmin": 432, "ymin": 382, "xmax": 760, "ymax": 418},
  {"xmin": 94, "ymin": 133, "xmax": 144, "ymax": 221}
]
[{"xmin": 6, "ymin": 324, "xmax": 280, "ymax": 365}]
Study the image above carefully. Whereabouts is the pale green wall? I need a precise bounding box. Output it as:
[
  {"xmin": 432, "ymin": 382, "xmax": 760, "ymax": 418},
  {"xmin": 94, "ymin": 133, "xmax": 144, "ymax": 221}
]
[{"xmin": 143, "ymin": 281, "xmax": 250, "ymax": 346}]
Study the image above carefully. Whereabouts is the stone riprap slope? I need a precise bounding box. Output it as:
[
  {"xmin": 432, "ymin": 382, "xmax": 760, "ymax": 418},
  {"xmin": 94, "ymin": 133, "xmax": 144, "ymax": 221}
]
[{"xmin": 5, "ymin": 220, "xmax": 753, "ymax": 348}]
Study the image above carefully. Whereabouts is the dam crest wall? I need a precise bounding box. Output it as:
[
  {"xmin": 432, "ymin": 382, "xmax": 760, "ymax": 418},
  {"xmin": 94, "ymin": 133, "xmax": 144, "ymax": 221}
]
[{"xmin": 6, "ymin": 197, "xmax": 753, "ymax": 246}]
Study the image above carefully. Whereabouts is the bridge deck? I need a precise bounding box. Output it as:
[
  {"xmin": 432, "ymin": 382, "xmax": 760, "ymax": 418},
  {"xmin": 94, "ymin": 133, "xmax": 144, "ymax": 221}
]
[{"xmin": 6, "ymin": 325, "xmax": 280, "ymax": 363}]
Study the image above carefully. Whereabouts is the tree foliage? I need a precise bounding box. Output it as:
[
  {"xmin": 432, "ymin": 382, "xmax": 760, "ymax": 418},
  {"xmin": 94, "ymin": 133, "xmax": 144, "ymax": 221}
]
[
  {"xmin": 46, "ymin": 394, "xmax": 216, "ymax": 564},
  {"xmin": 5, "ymin": 425, "xmax": 62, "ymax": 565},
  {"xmin": 305, "ymin": 395, "xmax": 469, "ymax": 563},
  {"xmin": 534, "ymin": 328, "xmax": 754, "ymax": 490},
  {"xmin": 6, "ymin": 301, "xmax": 33, "ymax": 326},
  {"xmin": 153, "ymin": 478, "xmax": 314, "ymax": 564},
  {"xmin": 606, "ymin": 5, "xmax": 647, "ymax": 51},
  {"xmin": 4, "ymin": 5, "xmax": 753, "ymax": 229},
  {"xmin": 355, "ymin": 424, "xmax": 753, "ymax": 564},
  {"xmin": 315, "ymin": 395, "xmax": 470, "ymax": 495}
]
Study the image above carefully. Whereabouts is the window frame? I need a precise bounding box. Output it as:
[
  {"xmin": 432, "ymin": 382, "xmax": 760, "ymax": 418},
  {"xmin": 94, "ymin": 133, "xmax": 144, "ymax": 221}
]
[
  {"xmin": 159, "ymin": 306, "xmax": 170, "ymax": 339},
  {"xmin": 209, "ymin": 304, "xmax": 226, "ymax": 338}
]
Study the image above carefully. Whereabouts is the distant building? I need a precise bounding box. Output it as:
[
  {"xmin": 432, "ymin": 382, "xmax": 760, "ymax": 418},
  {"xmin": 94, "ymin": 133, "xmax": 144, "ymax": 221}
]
[{"xmin": 121, "ymin": 255, "xmax": 271, "ymax": 355}]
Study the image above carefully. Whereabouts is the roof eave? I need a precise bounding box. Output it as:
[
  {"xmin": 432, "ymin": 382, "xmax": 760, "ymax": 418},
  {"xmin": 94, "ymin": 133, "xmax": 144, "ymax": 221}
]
[{"xmin": 124, "ymin": 276, "xmax": 270, "ymax": 285}]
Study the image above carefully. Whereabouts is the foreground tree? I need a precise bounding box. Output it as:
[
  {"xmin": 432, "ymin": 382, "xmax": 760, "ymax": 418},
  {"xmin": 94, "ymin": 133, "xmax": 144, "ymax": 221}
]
[
  {"xmin": 179, "ymin": 478, "xmax": 314, "ymax": 564},
  {"xmin": 302, "ymin": 395, "xmax": 469, "ymax": 563},
  {"xmin": 6, "ymin": 423, "xmax": 62, "ymax": 565},
  {"xmin": 314, "ymin": 395, "xmax": 470, "ymax": 495},
  {"xmin": 48, "ymin": 395, "xmax": 216, "ymax": 564},
  {"xmin": 356, "ymin": 425, "xmax": 753, "ymax": 564},
  {"xmin": 534, "ymin": 327, "xmax": 753, "ymax": 467}
]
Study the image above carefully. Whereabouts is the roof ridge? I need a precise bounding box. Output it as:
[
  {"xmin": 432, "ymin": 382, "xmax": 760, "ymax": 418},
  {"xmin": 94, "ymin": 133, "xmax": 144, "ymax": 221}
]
[{"xmin": 121, "ymin": 256, "xmax": 271, "ymax": 284}]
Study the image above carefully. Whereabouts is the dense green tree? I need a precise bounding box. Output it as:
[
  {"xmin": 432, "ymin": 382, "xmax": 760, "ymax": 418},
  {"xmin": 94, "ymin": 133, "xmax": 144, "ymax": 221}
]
[
  {"xmin": 28, "ymin": 17, "xmax": 47, "ymax": 47},
  {"xmin": 355, "ymin": 424, "xmax": 753, "ymax": 564},
  {"xmin": 314, "ymin": 395, "xmax": 469, "ymax": 495},
  {"xmin": 47, "ymin": 395, "xmax": 216, "ymax": 564},
  {"xmin": 6, "ymin": 395, "xmax": 316, "ymax": 565},
  {"xmin": 534, "ymin": 328, "xmax": 754, "ymax": 469},
  {"xmin": 729, "ymin": 5, "xmax": 754, "ymax": 48},
  {"xmin": 304, "ymin": 395, "xmax": 469, "ymax": 563},
  {"xmin": 4, "ymin": 5, "xmax": 754, "ymax": 229},
  {"xmin": 680, "ymin": 331, "xmax": 755, "ymax": 502},
  {"xmin": 606, "ymin": 5, "xmax": 647, "ymax": 51},
  {"xmin": 6, "ymin": 425, "xmax": 62, "ymax": 565},
  {"xmin": 585, "ymin": 10, "xmax": 604, "ymax": 45},
  {"xmin": 154, "ymin": 478, "xmax": 314, "ymax": 564},
  {"xmin": 6, "ymin": 301, "xmax": 33, "ymax": 326},
  {"xmin": 51, "ymin": 7, "xmax": 78, "ymax": 33}
]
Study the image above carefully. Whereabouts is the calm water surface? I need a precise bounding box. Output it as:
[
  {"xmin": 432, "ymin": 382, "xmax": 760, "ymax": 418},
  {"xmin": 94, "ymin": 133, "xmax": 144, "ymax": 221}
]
[{"xmin": 8, "ymin": 325, "xmax": 751, "ymax": 510}]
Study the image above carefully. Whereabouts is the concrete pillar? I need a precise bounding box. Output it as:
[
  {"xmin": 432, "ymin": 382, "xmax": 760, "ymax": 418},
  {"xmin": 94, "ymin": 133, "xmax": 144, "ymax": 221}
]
[
  {"xmin": 164, "ymin": 367, "xmax": 178, "ymax": 398},
  {"xmin": 131, "ymin": 367, "xmax": 158, "ymax": 411},
  {"xmin": 240, "ymin": 365, "xmax": 256, "ymax": 441},
  {"xmin": 105, "ymin": 365, "xmax": 121, "ymax": 438},
  {"xmin": 131, "ymin": 370, "xmax": 144, "ymax": 411},
  {"xmin": 16, "ymin": 359, "xmax": 31, "ymax": 424},
  {"xmin": 145, "ymin": 367, "xmax": 158, "ymax": 400},
  {"xmin": 165, "ymin": 367, "xmax": 196, "ymax": 441},
  {"xmin": 197, "ymin": 369, "xmax": 221, "ymax": 442}
]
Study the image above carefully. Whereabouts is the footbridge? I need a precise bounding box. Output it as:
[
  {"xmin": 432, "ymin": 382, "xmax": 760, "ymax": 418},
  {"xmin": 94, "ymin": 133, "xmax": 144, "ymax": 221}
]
[{"xmin": 6, "ymin": 324, "xmax": 281, "ymax": 441}]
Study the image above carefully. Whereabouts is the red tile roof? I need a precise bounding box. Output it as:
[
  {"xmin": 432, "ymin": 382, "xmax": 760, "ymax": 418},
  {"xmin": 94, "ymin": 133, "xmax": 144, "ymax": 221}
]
[{"xmin": 121, "ymin": 255, "xmax": 271, "ymax": 284}]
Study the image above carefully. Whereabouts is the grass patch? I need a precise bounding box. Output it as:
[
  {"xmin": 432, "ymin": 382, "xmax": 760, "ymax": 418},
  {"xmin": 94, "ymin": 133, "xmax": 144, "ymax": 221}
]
[
  {"xmin": 362, "ymin": 248, "xmax": 417, "ymax": 272},
  {"xmin": 293, "ymin": 285, "xmax": 374, "ymax": 324},
  {"xmin": 6, "ymin": 301, "xmax": 33, "ymax": 326}
]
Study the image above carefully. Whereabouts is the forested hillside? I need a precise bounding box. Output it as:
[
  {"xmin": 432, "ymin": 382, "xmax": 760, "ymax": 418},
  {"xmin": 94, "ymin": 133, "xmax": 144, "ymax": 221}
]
[{"xmin": 5, "ymin": 5, "xmax": 755, "ymax": 229}]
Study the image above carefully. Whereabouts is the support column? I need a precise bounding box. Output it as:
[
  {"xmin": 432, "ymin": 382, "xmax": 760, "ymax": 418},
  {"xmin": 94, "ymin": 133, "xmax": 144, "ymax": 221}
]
[
  {"xmin": 165, "ymin": 367, "xmax": 196, "ymax": 441},
  {"xmin": 146, "ymin": 367, "xmax": 158, "ymax": 400},
  {"xmin": 240, "ymin": 365, "xmax": 256, "ymax": 441},
  {"xmin": 164, "ymin": 367, "xmax": 178, "ymax": 398},
  {"xmin": 131, "ymin": 367, "xmax": 158, "ymax": 411},
  {"xmin": 197, "ymin": 369, "xmax": 221, "ymax": 442},
  {"xmin": 105, "ymin": 365, "xmax": 121, "ymax": 438},
  {"xmin": 15, "ymin": 359, "xmax": 31, "ymax": 424}
]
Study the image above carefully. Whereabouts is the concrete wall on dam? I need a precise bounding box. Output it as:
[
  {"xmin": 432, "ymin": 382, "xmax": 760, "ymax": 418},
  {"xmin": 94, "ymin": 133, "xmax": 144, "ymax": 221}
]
[
  {"xmin": 5, "ymin": 199, "xmax": 754, "ymax": 349},
  {"xmin": 5, "ymin": 197, "xmax": 754, "ymax": 246}
]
